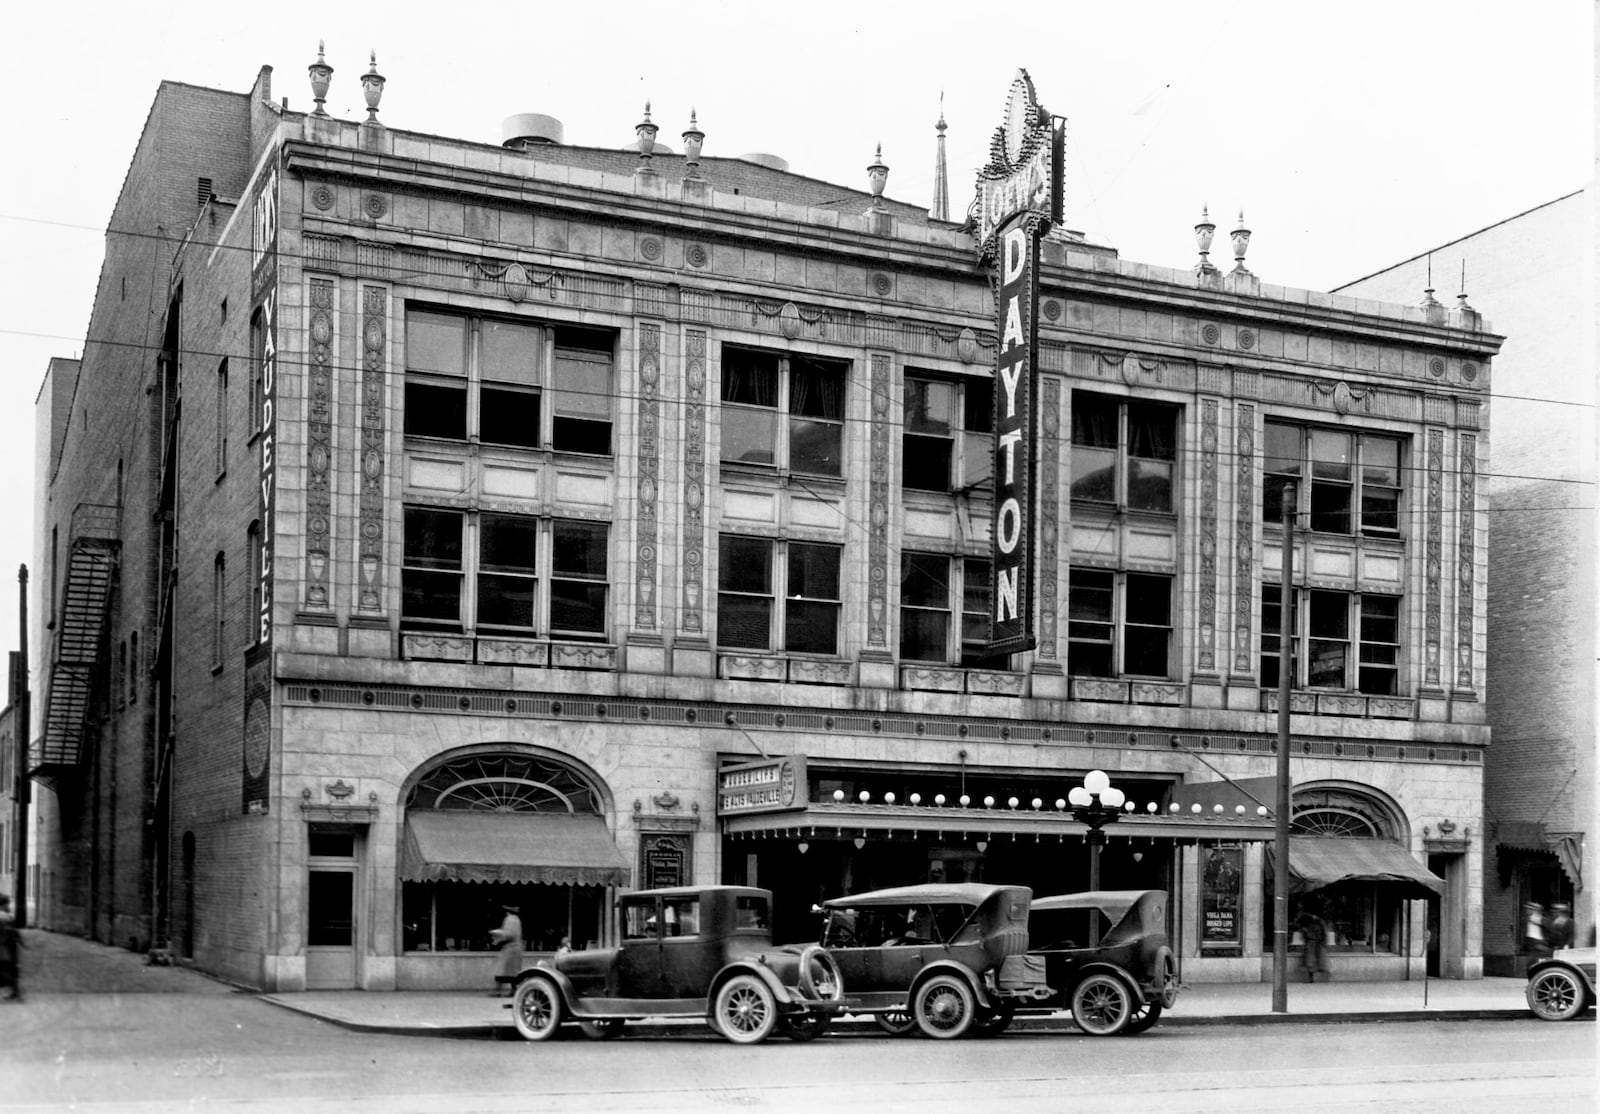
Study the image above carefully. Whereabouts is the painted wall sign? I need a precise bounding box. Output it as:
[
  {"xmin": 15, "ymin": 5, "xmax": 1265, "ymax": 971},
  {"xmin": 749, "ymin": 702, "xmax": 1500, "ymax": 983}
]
[
  {"xmin": 641, "ymin": 834, "xmax": 690, "ymax": 890},
  {"xmin": 972, "ymin": 70, "xmax": 1064, "ymax": 656},
  {"xmin": 244, "ymin": 157, "xmax": 279, "ymax": 814},
  {"xmin": 717, "ymin": 756, "xmax": 806, "ymax": 816}
]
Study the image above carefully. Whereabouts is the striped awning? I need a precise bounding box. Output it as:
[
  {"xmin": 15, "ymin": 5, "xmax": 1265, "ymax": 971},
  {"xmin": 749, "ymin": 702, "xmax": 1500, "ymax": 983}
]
[{"xmin": 401, "ymin": 811, "xmax": 630, "ymax": 887}]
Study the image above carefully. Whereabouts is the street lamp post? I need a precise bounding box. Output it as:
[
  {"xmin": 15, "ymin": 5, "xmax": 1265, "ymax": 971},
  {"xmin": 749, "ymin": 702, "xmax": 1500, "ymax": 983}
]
[{"xmin": 1067, "ymin": 770, "xmax": 1125, "ymax": 945}]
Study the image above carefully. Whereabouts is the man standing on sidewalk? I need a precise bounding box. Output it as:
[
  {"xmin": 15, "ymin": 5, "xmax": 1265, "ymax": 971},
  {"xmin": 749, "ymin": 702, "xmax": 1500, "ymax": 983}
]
[{"xmin": 0, "ymin": 894, "xmax": 23, "ymax": 1002}]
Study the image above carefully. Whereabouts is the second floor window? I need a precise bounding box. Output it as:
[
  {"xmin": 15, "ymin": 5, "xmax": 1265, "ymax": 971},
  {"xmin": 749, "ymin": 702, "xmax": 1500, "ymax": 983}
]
[
  {"xmin": 720, "ymin": 346, "xmax": 847, "ymax": 477},
  {"xmin": 1071, "ymin": 393, "xmax": 1178, "ymax": 512},
  {"xmin": 899, "ymin": 553, "xmax": 1005, "ymax": 667},
  {"xmin": 404, "ymin": 310, "xmax": 614, "ymax": 454},
  {"xmin": 1067, "ymin": 569, "xmax": 1173, "ymax": 678},
  {"xmin": 1261, "ymin": 585, "xmax": 1401, "ymax": 694},
  {"xmin": 902, "ymin": 374, "xmax": 994, "ymax": 493},
  {"xmin": 716, "ymin": 536, "xmax": 841, "ymax": 654},
  {"xmin": 402, "ymin": 507, "xmax": 609, "ymax": 640},
  {"xmin": 1263, "ymin": 422, "xmax": 1403, "ymax": 535}
]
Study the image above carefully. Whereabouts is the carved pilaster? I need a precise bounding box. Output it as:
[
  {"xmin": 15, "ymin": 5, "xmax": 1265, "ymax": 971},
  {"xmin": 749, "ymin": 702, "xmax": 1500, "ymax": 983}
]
[
  {"xmin": 867, "ymin": 353, "xmax": 890, "ymax": 649},
  {"xmin": 681, "ymin": 330, "xmax": 707, "ymax": 633},
  {"xmin": 358, "ymin": 285, "xmax": 387, "ymax": 613},
  {"xmin": 1036, "ymin": 377, "xmax": 1060, "ymax": 662},
  {"xmin": 635, "ymin": 323, "xmax": 661, "ymax": 630},
  {"xmin": 1231, "ymin": 404, "xmax": 1256, "ymax": 674},
  {"xmin": 1197, "ymin": 398, "xmax": 1219, "ymax": 671},
  {"xmin": 304, "ymin": 277, "xmax": 335, "ymax": 612},
  {"xmin": 1424, "ymin": 428, "xmax": 1444, "ymax": 687},
  {"xmin": 1455, "ymin": 433, "xmax": 1476, "ymax": 690}
]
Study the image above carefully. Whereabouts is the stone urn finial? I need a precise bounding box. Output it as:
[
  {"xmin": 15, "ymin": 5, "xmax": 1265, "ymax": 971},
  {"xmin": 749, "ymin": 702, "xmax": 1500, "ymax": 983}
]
[
  {"xmin": 1194, "ymin": 204, "xmax": 1217, "ymax": 273},
  {"xmin": 636, "ymin": 101, "xmax": 659, "ymax": 167},
  {"xmin": 867, "ymin": 143, "xmax": 889, "ymax": 206},
  {"xmin": 682, "ymin": 109, "xmax": 704, "ymax": 177},
  {"xmin": 360, "ymin": 50, "xmax": 385, "ymax": 122},
  {"xmin": 308, "ymin": 41, "xmax": 334, "ymax": 117},
  {"xmin": 1230, "ymin": 209, "xmax": 1251, "ymax": 273}
]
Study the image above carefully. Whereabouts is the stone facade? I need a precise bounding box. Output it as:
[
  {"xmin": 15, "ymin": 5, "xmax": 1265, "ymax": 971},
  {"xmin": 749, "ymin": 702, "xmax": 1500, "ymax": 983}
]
[{"xmin": 33, "ymin": 61, "xmax": 1502, "ymax": 989}]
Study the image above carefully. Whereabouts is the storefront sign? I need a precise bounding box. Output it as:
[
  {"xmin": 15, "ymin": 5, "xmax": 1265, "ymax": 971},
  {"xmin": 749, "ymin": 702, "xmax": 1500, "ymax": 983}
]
[
  {"xmin": 1202, "ymin": 845, "xmax": 1243, "ymax": 947},
  {"xmin": 717, "ymin": 756, "xmax": 806, "ymax": 816},
  {"xmin": 641, "ymin": 834, "xmax": 690, "ymax": 890},
  {"xmin": 973, "ymin": 70, "xmax": 1064, "ymax": 656}
]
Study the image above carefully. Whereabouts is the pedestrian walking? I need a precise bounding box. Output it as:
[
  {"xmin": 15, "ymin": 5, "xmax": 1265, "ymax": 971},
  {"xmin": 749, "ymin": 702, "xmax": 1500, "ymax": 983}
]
[
  {"xmin": 489, "ymin": 903, "xmax": 524, "ymax": 996},
  {"xmin": 1545, "ymin": 902, "xmax": 1574, "ymax": 950},
  {"xmin": 1295, "ymin": 901, "xmax": 1330, "ymax": 983},
  {"xmin": 1523, "ymin": 901, "xmax": 1548, "ymax": 955},
  {"xmin": 0, "ymin": 895, "xmax": 23, "ymax": 1002}
]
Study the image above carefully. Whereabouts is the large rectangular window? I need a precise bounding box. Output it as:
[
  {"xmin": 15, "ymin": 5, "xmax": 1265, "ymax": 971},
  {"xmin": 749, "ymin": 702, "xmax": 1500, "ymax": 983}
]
[
  {"xmin": 716, "ymin": 536, "xmax": 841, "ymax": 654},
  {"xmin": 720, "ymin": 346, "xmax": 847, "ymax": 477},
  {"xmin": 1071, "ymin": 393, "xmax": 1178, "ymax": 512},
  {"xmin": 404, "ymin": 310, "xmax": 614, "ymax": 455},
  {"xmin": 1262, "ymin": 421, "xmax": 1404, "ymax": 536},
  {"xmin": 902, "ymin": 373, "xmax": 993, "ymax": 493},
  {"xmin": 1261, "ymin": 585, "xmax": 1403, "ymax": 693},
  {"xmin": 402, "ymin": 508, "xmax": 609, "ymax": 640},
  {"xmin": 1067, "ymin": 569, "xmax": 1173, "ymax": 678},
  {"xmin": 899, "ymin": 553, "xmax": 1009, "ymax": 667}
]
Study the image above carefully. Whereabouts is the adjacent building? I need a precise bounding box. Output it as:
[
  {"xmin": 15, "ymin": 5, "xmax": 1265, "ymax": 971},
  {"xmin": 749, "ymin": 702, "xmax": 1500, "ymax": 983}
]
[
  {"xmin": 32, "ymin": 56, "xmax": 1502, "ymax": 990},
  {"xmin": 1338, "ymin": 191, "xmax": 1596, "ymax": 971}
]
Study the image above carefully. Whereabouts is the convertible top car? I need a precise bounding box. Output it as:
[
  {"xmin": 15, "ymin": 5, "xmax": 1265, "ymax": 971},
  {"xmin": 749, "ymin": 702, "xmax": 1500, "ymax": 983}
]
[
  {"xmin": 816, "ymin": 882, "xmax": 1048, "ymax": 1039},
  {"xmin": 1526, "ymin": 946, "xmax": 1596, "ymax": 1021},
  {"xmin": 1026, "ymin": 889, "xmax": 1180, "ymax": 1035},
  {"xmin": 510, "ymin": 885, "xmax": 845, "ymax": 1044}
]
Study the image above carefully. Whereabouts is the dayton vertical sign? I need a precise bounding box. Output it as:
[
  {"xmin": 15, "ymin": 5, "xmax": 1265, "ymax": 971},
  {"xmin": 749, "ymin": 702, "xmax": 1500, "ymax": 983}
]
[
  {"xmin": 974, "ymin": 71, "xmax": 1064, "ymax": 656},
  {"xmin": 243, "ymin": 160, "xmax": 279, "ymax": 814}
]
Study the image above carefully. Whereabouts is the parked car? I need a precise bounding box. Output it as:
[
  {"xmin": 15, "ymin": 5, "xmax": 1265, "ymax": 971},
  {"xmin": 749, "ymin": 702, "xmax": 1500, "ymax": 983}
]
[
  {"xmin": 509, "ymin": 885, "xmax": 845, "ymax": 1044},
  {"xmin": 1025, "ymin": 890, "xmax": 1181, "ymax": 1035},
  {"xmin": 1526, "ymin": 946, "xmax": 1596, "ymax": 1021},
  {"xmin": 815, "ymin": 883, "xmax": 1049, "ymax": 1039}
]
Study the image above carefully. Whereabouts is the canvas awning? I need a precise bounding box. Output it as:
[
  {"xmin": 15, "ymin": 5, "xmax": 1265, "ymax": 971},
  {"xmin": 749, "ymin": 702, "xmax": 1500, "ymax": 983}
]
[
  {"xmin": 401, "ymin": 810, "xmax": 630, "ymax": 887},
  {"xmin": 1270, "ymin": 836, "xmax": 1444, "ymax": 899}
]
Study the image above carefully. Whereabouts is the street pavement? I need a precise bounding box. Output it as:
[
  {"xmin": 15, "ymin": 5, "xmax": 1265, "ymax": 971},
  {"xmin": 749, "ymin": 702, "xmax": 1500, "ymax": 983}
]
[{"xmin": 3, "ymin": 928, "xmax": 1549, "ymax": 1040}]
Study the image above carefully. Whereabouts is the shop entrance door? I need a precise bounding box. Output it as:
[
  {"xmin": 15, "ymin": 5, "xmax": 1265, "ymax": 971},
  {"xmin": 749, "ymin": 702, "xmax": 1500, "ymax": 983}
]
[{"xmin": 306, "ymin": 865, "xmax": 358, "ymax": 989}]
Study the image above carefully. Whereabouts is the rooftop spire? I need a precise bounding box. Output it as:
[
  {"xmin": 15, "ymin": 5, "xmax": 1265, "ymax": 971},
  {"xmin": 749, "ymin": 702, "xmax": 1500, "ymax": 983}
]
[{"xmin": 930, "ymin": 93, "xmax": 950, "ymax": 222}]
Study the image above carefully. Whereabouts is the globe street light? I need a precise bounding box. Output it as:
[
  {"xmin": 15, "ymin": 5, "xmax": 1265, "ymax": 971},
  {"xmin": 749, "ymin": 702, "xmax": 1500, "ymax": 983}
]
[{"xmin": 1068, "ymin": 770, "xmax": 1125, "ymax": 945}]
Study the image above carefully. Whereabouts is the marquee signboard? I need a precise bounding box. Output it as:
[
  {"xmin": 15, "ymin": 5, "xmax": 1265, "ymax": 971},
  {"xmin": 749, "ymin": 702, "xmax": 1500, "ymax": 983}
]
[
  {"xmin": 717, "ymin": 756, "xmax": 806, "ymax": 816},
  {"xmin": 973, "ymin": 71, "xmax": 1064, "ymax": 656}
]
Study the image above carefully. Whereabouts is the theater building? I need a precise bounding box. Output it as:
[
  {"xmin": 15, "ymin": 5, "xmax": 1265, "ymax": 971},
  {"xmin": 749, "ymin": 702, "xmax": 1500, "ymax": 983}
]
[{"xmin": 32, "ymin": 55, "xmax": 1499, "ymax": 990}]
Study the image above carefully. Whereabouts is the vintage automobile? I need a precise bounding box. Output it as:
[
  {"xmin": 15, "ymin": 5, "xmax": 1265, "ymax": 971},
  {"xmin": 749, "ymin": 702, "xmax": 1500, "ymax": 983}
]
[
  {"xmin": 509, "ymin": 885, "xmax": 845, "ymax": 1044},
  {"xmin": 815, "ymin": 883, "xmax": 1048, "ymax": 1039},
  {"xmin": 1024, "ymin": 889, "xmax": 1181, "ymax": 1035},
  {"xmin": 1525, "ymin": 946, "xmax": 1597, "ymax": 1021}
]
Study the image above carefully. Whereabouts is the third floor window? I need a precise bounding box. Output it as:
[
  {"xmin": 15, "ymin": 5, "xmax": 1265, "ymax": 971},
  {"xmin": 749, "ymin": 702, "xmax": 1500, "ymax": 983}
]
[
  {"xmin": 1071, "ymin": 393, "xmax": 1178, "ymax": 512},
  {"xmin": 720, "ymin": 345, "xmax": 847, "ymax": 477},
  {"xmin": 1263, "ymin": 422, "xmax": 1402, "ymax": 535},
  {"xmin": 717, "ymin": 535, "xmax": 841, "ymax": 655},
  {"xmin": 902, "ymin": 373, "xmax": 994, "ymax": 493}
]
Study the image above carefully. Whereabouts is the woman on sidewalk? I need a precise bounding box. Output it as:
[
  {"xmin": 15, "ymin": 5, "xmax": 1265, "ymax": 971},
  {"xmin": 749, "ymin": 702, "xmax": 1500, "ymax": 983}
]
[{"xmin": 0, "ymin": 895, "xmax": 23, "ymax": 1002}]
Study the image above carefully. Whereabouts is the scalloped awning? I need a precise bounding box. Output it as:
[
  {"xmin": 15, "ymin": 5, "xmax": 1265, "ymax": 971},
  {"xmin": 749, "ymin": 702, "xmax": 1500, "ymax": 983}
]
[
  {"xmin": 1271, "ymin": 837, "xmax": 1444, "ymax": 899},
  {"xmin": 401, "ymin": 811, "xmax": 630, "ymax": 887}
]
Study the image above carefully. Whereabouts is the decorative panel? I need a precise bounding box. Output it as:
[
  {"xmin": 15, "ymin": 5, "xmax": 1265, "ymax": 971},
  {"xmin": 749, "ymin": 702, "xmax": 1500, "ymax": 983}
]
[
  {"xmin": 1196, "ymin": 398, "xmax": 1218, "ymax": 671},
  {"xmin": 635, "ymin": 322, "xmax": 661, "ymax": 630},
  {"xmin": 866, "ymin": 353, "xmax": 890, "ymax": 649},
  {"xmin": 681, "ymin": 330, "xmax": 707, "ymax": 634},
  {"xmin": 357, "ymin": 285, "xmax": 387, "ymax": 613},
  {"xmin": 304, "ymin": 277, "xmax": 335, "ymax": 612},
  {"xmin": 1232, "ymin": 404, "xmax": 1255, "ymax": 674}
]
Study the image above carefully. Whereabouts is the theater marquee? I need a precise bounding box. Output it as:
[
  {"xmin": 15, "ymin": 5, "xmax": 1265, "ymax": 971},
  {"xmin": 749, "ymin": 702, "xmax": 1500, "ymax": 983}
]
[
  {"xmin": 974, "ymin": 71, "xmax": 1064, "ymax": 656},
  {"xmin": 717, "ymin": 756, "xmax": 807, "ymax": 816}
]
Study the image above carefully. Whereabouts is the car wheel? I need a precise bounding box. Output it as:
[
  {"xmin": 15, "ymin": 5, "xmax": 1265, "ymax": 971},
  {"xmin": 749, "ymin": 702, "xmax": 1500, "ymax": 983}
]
[
  {"xmin": 913, "ymin": 973, "xmax": 977, "ymax": 1039},
  {"xmin": 797, "ymin": 944, "xmax": 844, "ymax": 1004},
  {"xmin": 1121, "ymin": 1000, "xmax": 1164, "ymax": 1034},
  {"xmin": 1154, "ymin": 949, "xmax": 1181, "ymax": 1009},
  {"xmin": 778, "ymin": 1011, "xmax": 831, "ymax": 1042},
  {"xmin": 972, "ymin": 1004, "xmax": 1015, "ymax": 1037},
  {"xmin": 511, "ymin": 976, "xmax": 563, "ymax": 1042},
  {"xmin": 576, "ymin": 1017, "xmax": 625, "ymax": 1040},
  {"xmin": 714, "ymin": 974, "xmax": 779, "ymax": 1044},
  {"xmin": 1527, "ymin": 967, "xmax": 1588, "ymax": 1021},
  {"xmin": 1072, "ymin": 973, "xmax": 1134, "ymax": 1036},
  {"xmin": 874, "ymin": 1009, "xmax": 917, "ymax": 1036}
]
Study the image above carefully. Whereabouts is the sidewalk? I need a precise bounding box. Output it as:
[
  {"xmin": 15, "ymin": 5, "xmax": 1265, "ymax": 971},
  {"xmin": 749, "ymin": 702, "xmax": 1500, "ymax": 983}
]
[{"xmin": 6, "ymin": 930, "xmax": 1540, "ymax": 1038}]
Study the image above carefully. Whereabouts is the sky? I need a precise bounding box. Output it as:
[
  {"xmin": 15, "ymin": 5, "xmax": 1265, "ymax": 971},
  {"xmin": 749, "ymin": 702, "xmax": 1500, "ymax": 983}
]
[{"xmin": 0, "ymin": 0, "xmax": 1592, "ymax": 669}]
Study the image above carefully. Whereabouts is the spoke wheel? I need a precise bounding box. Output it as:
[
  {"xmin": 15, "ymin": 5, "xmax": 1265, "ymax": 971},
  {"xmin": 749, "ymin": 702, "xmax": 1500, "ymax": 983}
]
[
  {"xmin": 577, "ymin": 1017, "xmax": 625, "ymax": 1040},
  {"xmin": 1527, "ymin": 967, "xmax": 1587, "ymax": 1021},
  {"xmin": 778, "ymin": 1011, "xmax": 830, "ymax": 1042},
  {"xmin": 913, "ymin": 973, "xmax": 977, "ymax": 1039},
  {"xmin": 714, "ymin": 974, "xmax": 779, "ymax": 1044},
  {"xmin": 874, "ymin": 1009, "xmax": 917, "ymax": 1036},
  {"xmin": 1121, "ymin": 1000, "xmax": 1163, "ymax": 1034},
  {"xmin": 511, "ymin": 976, "xmax": 563, "ymax": 1042},
  {"xmin": 1072, "ymin": 973, "xmax": 1133, "ymax": 1036}
]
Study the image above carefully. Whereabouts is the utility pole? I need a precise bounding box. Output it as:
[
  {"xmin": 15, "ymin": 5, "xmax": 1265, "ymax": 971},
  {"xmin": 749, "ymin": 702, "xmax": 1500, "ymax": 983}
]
[
  {"xmin": 15, "ymin": 565, "xmax": 29, "ymax": 928},
  {"xmin": 1272, "ymin": 485, "xmax": 1295, "ymax": 1012}
]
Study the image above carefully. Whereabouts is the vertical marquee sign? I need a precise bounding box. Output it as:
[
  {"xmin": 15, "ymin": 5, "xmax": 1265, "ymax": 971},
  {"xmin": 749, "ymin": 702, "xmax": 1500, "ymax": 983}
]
[
  {"xmin": 974, "ymin": 71, "xmax": 1064, "ymax": 656},
  {"xmin": 243, "ymin": 157, "xmax": 279, "ymax": 814}
]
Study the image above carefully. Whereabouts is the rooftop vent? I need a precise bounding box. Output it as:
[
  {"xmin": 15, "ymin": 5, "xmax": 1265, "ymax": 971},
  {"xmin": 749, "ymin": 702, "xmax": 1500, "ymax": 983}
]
[
  {"xmin": 737, "ymin": 152, "xmax": 789, "ymax": 172},
  {"xmin": 502, "ymin": 113, "xmax": 564, "ymax": 149}
]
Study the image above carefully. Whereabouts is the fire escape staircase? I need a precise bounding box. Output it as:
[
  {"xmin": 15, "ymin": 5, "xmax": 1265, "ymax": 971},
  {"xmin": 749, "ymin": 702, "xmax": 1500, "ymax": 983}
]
[{"xmin": 33, "ymin": 503, "xmax": 120, "ymax": 780}]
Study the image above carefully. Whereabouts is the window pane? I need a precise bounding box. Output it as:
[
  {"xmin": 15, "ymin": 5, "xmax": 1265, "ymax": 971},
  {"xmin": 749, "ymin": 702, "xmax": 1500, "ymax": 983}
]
[
  {"xmin": 406, "ymin": 382, "xmax": 467, "ymax": 439},
  {"xmin": 785, "ymin": 600, "xmax": 838, "ymax": 654},
  {"xmin": 1309, "ymin": 592, "xmax": 1349, "ymax": 639},
  {"xmin": 1068, "ymin": 570, "xmax": 1113, "ymax": 622},
  {"xmin": 552, "ymin": 521, "xmax": 608, "ymax": 578},
  {"xmin": 721, "ymin": 348, "xmax": 779, "ymax": 405},
  {"xmin": 722, "ymin": 407, "xmax": 778, "ymax": 466},
  {"xmin": 480, "ymin": 514, "xmax": 537, "ymax": 573},
  {"xmin": 1361, "ymin": 486, "xmax": 1399, "ymax": 534},
  {"xmin": 788, "ymin": 544, "xmax": 840, "ymax": 600},
  {"xmin": 905, "ymin": 377, "xmax": 954, "ymax": 434},
  {"xmin": 554, "ymin": 348, "xmax": 611, "ymax": 417},
  {"xmin": 479, "ymin": 386, "xmax": 540, "ymax": 448},
  {"xmin": 406, "ymin": 312, "xmax": 466, "ymax": 376},
  {"xmin": 901, "ymin": 553, "xmax": 949, "ymax": 608},
  {"xmin": 1125, "ymin": 575, "xmax": 1171, "ymax": 626},
  {"xmin": 404, "ymin": 508, "xmax": 462, "ymax": 568},
  {"xmin": 719, "ymin": 537, "xmax": 772, "ymax": 592},
  {"xmin": 550, "ymin": 581, "xmax": 607, "ymax": 636},
  {"xmin": 1070, "ymin": 642, "xmax": 1114, "ymax": 678},
  {"xmin": 553, "ymin": 417, "xmax": 612, "ymax": 456},
  {"xmin": 1072, "ymin": 395, "xmax": 1118, "ymax": 448},
  {"xmin": 789, "ymin": 357, "xmax": 845, "ymax": 419},
  {"xmin": 402, "ymin": 569, "xmax": 461, "ymax": 624},
  {"xmin": 478, "ymin": 573, "xmax": 536, "ymax": 629},
  {"xmin": 482, "ymin": 320, "xmax": 541, "ymax": 386},
  {"xmin": 1311, "ymin": 430, "xmax": 1353, "ymax": 480},
  {"xmin": 904, "ymin": 435, "xmax": 953, "ymax": 491},
  {"xmin": 1363, "ymin": 437, "xmax": 1401, "ymax": 487},
  {"xmin": 960, "ymin": 433, "xmax": 993, "ymax": 490},
  {"xmin": 1127, "ymin": 457, "xmax": 1173, "ymax": 512},
  {"xmin": 1124, "ymin": 627, "xmax": 1169, "ymax": 677},
  {"xmin": 789, "ymin": 417, "xmax": 843, "ymax": 476},
  {"xmin": 1360, "ymin": 596, "xmax": 1399, "ymax": 644},
  {"xmin": 1071, "ymin": 445, "xmax": 1116, "ymax": 502},
  {"xmin": 718, "ymin": 596, "xmax": 772, "ymax": 649},
  {"xmin": 899, "ymin": 610, "xmax": 949, "ymax": 662},
  {"xmin": 1127, "ymin": 402, "xmax": 1176, "ymax": 460},
  {"xmin": 1310, "ymin": 481, "xmax": 1352, "ymax": 534},
  {"xmin": 1263, "ymin": 422, "xmax": 1302, "ymax": 475},
  {"xmin": 964, "ymin": 384, "xmax": 993, "ymax": 434},
  {"xmin": 1308, "ymin": 640, "xmax": 1347, "ymax": 687}
]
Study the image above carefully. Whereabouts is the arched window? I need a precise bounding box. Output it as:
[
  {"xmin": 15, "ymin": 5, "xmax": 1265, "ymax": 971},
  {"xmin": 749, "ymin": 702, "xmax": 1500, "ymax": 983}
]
[
  {"xmin": 1290, "ymin": 787, "xmax": 1402, "ymax": 839},
  {"xmin": 406, "ymin": 751, "xmax": 603, "ymax": 814}
]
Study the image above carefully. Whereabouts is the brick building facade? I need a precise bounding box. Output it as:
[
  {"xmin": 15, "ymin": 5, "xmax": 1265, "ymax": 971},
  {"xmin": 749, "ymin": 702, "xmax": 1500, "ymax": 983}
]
[{"xmin": 33, "ymin": 59, "xmax": 1500, "ymax": 990}]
